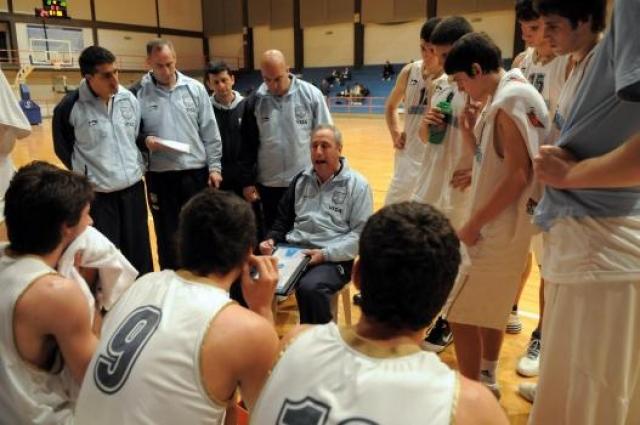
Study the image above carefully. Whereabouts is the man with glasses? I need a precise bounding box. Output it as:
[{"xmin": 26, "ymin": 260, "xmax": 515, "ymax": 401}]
[
  {"xmin": 239, "ymin": 49, "xmax": 332, "ymax": 230},
  {"xmin": 53, "ymin": 45, "xmax": 152, "ymax": 274}
]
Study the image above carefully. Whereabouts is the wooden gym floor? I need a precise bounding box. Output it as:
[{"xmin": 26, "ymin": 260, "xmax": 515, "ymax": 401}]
[{"xmin": 12, "ymin": 115, "xmax": 539, "ymax": 424}]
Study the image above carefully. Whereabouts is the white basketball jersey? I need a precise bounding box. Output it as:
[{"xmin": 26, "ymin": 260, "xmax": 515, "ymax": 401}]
[
  {"xmin": 518, "ymin": 47, "xmax": 569, "ymax": 116},
  {"xmin": 551, "ymin": 48, "xmax": 597, "ymax": 143},
  {"xmin": 403, "ymin": 60, "xmax": 430, "ymax": 144},
  {"xmin": 0, "ymin": 253, "xmax": 74, "ymax": 425},
  {"xmin": 412, "ymin": 74, "xmax": 470, "ymax": 229},
  {"xmin": 75, "ymin": 270, "xmax": 233, "ymax": 425},
  {"xmin": 470, "ymin": 69, "xmax": 549, "ymax": 245},
  {"xmin": 251, "ymin": 323, "xmax": 459, "ymax": 425}
]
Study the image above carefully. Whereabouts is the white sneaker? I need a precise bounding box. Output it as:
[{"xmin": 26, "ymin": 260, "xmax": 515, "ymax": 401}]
[
  {"xmin": 517, "ymin": 336, "xmax": 541, "ymax": 377},
  {"xmin": 479, "ymin": 370, "xmax": 501, "ymax": 399},
  {"xmin": 518, "ymin": 382, "xmax": 537, "ymax": 403}
]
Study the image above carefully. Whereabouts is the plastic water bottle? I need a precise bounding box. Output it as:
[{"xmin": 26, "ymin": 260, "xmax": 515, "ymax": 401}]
[{"xmin": 429, "ymin": 99, "xmax": 453, "ymax": 145}]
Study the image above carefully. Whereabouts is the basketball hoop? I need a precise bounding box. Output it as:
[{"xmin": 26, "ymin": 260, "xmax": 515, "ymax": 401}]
[{"xmin": 52, "ymin": 59, "xmax": 62, "ymax": 70}]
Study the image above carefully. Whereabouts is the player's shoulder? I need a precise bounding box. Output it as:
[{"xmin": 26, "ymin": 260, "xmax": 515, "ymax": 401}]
[
  {"xmin": 16, "ymin": 273, "xmax": 89, "ymax": 327},
  {"xmin": 455, "ymin": 375, "xmax": 509, "ymax": 425},
  {"xmin": 210, "ymin": 303, "xmax": 278, "ymax": 345}
]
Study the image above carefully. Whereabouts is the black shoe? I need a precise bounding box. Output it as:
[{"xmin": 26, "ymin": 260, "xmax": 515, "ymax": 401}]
[
  {"xmin": 422, "ymin": 317, "xmax": 453, "ymax": 353},
  {"xmin": 353, "ymin": 293, "xmax": 362, "ymax": 306}
]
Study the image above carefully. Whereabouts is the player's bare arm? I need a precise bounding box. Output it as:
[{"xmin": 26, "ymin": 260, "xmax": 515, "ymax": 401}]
[
  {"xmin": 14, "ymin": 274, "xmax": 98, "ymax": 384},
  {"xmin": 384, "ymin": 64, "xmax": 412, "ymax": 149},
  {"xmin": 457, "ymin": 110, "xmax": 531, "ymax": 246}
]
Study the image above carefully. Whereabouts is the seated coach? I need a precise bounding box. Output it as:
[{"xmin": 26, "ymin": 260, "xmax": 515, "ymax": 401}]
[{"xmin": 259, "ymin": 124, "xmax": 373, "ymax": 324}]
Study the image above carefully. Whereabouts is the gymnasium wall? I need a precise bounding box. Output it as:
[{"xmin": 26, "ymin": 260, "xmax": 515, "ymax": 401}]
[
  {"xmin": 208, "ymin": 33, "xmax": 244, "ymax": 69},
  {"xmin": 364, "ymin": 21, "xmax": 424, "ymax": 65},
  {"xmin": 304, "ymin": 23, "xmax": 353, "ymax": 68},
  {"xmin": 252, "ymin": 25, "xmax": 295, "ymax": 70}
]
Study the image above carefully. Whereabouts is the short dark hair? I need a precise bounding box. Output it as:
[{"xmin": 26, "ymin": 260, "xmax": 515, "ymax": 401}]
[
  {"xmin": 4, "ymin": 161, "xmax": 94, "ymax": 255},
  {"xmin": 420, "ymin": 17, "xmax": 442, "ymax": 43},
  {"xmin": 534, "ymin": 0, "xmax": 606, "ymax": 32},
  {"xmin": 444, "ymin": 32, "xmax": 502, "ymax": 76},
  {"xmin": 430, "ymin": 16, "xmax": 474, "ymax": 46},
  {"xmin": 206, "ymin": 60, "xmax": 233, "ymax": 77},
  {"xmin": 79, "ymin": 45, "xmax": 116, "ymax": 76},
  {"xmin": 177, "ymin": 189, "xmax": 256, "ymax": 276},
  {"xmin": 516, "ymin": 0, "xmax": 540, "ymax": 22},
  {"xmin": 146, "ymin": 38, "xmax": 175, "ymax": 56},
  {"xmin": 358, "ymin": 202, "xmax": 461, "ymax": 331}
]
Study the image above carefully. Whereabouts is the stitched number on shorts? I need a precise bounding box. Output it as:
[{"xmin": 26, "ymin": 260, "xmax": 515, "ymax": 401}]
[{"xmin": 94, "ymin": 305, "xmax": 161, "ymax": 394}]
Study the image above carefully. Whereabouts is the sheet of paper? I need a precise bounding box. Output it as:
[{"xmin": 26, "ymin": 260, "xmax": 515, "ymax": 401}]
[{"xmin": 156, "ymin": 139, "xmax": 191, "ymax": 154}]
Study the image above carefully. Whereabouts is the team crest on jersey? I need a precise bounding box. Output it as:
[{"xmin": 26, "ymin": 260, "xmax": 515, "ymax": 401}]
[
  {"xmin": 182, "ymin": 93, "xmax": 197, "ymax": 113},
  {"xmin": 408, "ymin": 78, "xmax": 419, "ymax": 86},
  {"xmin": 332, "ymin": 185, "xmax": 347, "ymax": 205},
  {"xmin": 527, "ymin": 108, "xmax": 545, "ymax": 129},
  {"xmin": 120, "ymin": 105, "xmax": 134, "ymax": 121},
  {"xmin": 295, "ymin": 106, "xmax": 309, "ymax": 125},
  {"xmin": 277, "ymin": 397, "xmax": 330, "ymax": 425}
]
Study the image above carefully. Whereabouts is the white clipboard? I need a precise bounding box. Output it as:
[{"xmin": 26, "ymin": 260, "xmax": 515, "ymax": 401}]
[{"xmin": 273, "ymin": 244, "xmax": 311, "ymax": 295}]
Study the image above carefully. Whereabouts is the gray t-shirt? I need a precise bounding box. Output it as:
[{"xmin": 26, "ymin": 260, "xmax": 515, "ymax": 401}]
[{"xmin": 535, "ymin": 0, "xmax": 640, "ymax": 229}]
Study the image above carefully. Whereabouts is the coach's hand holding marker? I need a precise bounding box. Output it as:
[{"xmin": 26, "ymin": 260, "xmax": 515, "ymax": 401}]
[
  {"xmin": 241, "ymin": 254, "xmax": 279, "ymax": 322},
  {"xmin": 302, "ymin": 249, "xmax": 325, "ymax": 266}
]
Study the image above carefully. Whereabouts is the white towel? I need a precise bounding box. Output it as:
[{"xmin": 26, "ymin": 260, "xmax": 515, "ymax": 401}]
[{"xmin": 57, "ymin": 226, "xmax": 138, "ymax": 319}]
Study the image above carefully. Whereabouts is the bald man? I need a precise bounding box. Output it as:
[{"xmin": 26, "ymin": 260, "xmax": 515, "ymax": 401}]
[{"xmin": 239, "ymin": 50, "xmax": 332, "ymax": 230}]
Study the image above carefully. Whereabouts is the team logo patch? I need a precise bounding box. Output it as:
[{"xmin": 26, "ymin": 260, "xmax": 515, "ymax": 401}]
[
  {"xmin": 277, "ymin": 397, "xmax": 330, "ymax": 425},
  {"xmin": 332, "ymin": 187, "xmax": 347, "ymax": 205},
  {"xmin": 182, "ymin": 93, "xmax": 197, "ymax": 112},
  {"xmin": 527, "ymin": 108, "xmax": 545, "ymax": 129},
  {"xmin": 295, "ymin": 106, "xmax": 309, "ymax": 125},
  {"xmin": 408, "ymin": 78, "xmax": 419, "ymax": 86},
  {"xmin": 120, "ymin": 105, "xmax": 134, "ymax": 121}
]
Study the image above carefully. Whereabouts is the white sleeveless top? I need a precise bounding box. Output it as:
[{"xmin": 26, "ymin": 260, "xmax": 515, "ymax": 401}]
[
  {"xmin": 251, "ymin": 323, "xmax": 459, "ymax": 425},
  {"xmin": 403, "ymin": 60, "xmax": 430, "ymax": 141},
  {"xmin": 0, "ymin": 252, "xmax": 74, "ymax": 425},
  {"xmin": 412, "ymin": 74, "xmax": 470, "ymax": 229},
  {"xmin": 518, "ymin": 48, "xmax": 568, "ymax": 115},
  {"xmin": 74, "ymin": 270, "xmax": 233, "ymax": 425},
  {"xmin": 469, "ymin": 69, "xmax": 549, "ymax": 253},
  {"xmin": 551, "ymin": 48, "xmax": 597, "ymax": 144}
]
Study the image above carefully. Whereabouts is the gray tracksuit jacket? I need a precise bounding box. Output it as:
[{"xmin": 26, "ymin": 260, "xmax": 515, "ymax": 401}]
[
  {"xmin": 239, "ymin": 74, "xmax": 332, "ymax": 188},
  {"xmin": 52, "ymin": 80, "xmax": 144, "ymax": 193},
  {"xmin": 134, "ymin": 71, "xmax": 222, "ymax": 173},
  {"xmin": 267, "ymin": 158, "xmax": 373, "ymax": 262}
]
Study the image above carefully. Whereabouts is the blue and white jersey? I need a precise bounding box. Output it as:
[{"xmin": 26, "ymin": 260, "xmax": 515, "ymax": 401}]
[
  {"xmin": 75, "ymin": 270, "xmax": 232, "ymax": 425},
  {"xmin": 252, "ymin": 323, "xmax": 459, "ymax": 425}
]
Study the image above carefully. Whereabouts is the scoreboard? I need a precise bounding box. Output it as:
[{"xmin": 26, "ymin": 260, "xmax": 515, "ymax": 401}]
[{"xmin": 35, "ymin": 0, "xmax": 69, "ymax": 19}]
